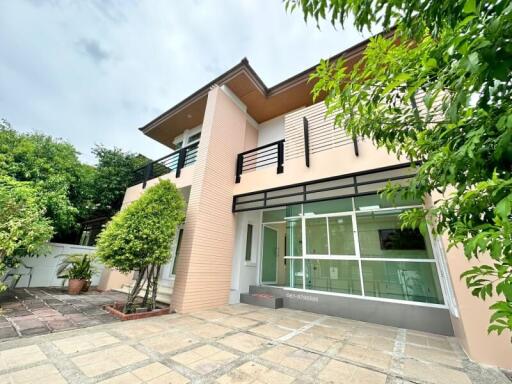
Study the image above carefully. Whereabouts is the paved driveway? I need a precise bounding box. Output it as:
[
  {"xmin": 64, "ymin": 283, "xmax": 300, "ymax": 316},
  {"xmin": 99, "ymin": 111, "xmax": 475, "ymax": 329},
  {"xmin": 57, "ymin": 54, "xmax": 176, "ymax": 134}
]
[
  {"xmin": 0, "ymin": 304, "xmax": 507, "ymax": 384},
  {"xmin": 0, "ymin": 288, "xmax": 126, "ymax": 339}
]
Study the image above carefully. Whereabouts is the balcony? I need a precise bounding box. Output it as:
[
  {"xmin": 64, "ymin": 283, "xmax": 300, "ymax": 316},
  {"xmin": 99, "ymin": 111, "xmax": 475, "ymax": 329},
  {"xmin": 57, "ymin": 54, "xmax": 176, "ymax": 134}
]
[
  {"xmin": 132, "ymin": 142, "xmax": 199, "ymax": 188},
  {"xmin": 235, "ymin": 140, "xmax": 284, "ymax": 183},
  {"xmin": 233, "ymin": 101, "xmax": 406, "ymax": 195}
]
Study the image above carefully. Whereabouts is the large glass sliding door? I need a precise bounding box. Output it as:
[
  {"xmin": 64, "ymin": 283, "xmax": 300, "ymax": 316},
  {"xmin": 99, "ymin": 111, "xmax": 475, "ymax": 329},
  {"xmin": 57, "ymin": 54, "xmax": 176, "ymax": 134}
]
[{"xmin": 261, "ymin": 195, "xmax": 447, "ymax": 306}]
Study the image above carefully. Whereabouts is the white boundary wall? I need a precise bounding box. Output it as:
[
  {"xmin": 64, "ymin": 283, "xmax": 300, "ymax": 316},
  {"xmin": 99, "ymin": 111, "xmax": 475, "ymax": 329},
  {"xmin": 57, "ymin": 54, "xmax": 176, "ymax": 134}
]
[{"xmin": 12, "ymin": 242, "xmax": 102, "ymax": 288}]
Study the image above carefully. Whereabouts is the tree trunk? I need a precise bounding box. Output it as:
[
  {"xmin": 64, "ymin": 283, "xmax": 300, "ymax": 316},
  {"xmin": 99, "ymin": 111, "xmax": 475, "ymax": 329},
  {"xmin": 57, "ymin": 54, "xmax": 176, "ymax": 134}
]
[
  {"xmin": 151, "ymin": 265, "xmax": 161, "ymax": 310},
  {"xmin": 142, "ymin": 264, "xmax": 154, "ymax": 307},
  {"xmin": 125, "ymin": 266, "xmax": 146, "ymax": 313}
]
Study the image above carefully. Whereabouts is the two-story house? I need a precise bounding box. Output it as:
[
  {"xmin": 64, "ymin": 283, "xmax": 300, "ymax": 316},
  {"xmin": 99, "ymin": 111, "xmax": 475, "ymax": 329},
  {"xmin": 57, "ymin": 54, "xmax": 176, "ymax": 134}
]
[{"xmin": 98, "ymin": 37, "xmax": 511, "ymax": 369}]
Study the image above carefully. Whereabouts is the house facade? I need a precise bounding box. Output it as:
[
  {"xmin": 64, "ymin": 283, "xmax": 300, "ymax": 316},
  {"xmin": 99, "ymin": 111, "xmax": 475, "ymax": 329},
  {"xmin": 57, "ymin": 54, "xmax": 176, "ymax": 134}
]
[{"xmin": 99, "ymin": 39, "xmax": 511, "ymax": 369}]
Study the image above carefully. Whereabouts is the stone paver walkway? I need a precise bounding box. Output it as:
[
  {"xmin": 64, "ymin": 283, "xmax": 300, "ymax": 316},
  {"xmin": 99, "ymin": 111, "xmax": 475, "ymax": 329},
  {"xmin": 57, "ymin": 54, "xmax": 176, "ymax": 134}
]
[
  {"xmin": 0, "ymin": 288, "xmax": 125, "ymax": 339},
  {"xmin": 0, "ymin": 303, "xmax": 508, "ymax": 384}
]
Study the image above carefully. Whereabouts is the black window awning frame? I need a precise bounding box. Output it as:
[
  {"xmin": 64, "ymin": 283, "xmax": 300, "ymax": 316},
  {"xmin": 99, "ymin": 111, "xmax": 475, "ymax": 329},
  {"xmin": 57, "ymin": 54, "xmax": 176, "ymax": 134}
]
[{"xmin": 232, "ymin": 163, "xmax": 416, "ymax": 212}]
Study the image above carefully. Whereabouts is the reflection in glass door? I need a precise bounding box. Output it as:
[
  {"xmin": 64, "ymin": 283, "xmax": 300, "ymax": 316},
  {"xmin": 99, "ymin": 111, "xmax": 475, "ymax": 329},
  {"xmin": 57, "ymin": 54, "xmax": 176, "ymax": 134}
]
[{"xmin": 262, "ymin": 226, "xmax": 278, "ymax": 284}]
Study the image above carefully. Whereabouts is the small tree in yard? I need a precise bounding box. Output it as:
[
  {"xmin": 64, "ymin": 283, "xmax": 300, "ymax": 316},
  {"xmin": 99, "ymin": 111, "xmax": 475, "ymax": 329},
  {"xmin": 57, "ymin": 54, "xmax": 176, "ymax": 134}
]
[
  {"xmin": 96, "ymin": 180, "xmax": 185, "ymax": 313},
  {"xmin": 0, "ymin": 176, "xmax": 53, "ymax": 292}
]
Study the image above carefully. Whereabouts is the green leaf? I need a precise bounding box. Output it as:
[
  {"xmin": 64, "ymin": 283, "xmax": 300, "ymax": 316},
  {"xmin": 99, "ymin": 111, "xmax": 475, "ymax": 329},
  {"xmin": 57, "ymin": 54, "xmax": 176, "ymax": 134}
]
[
  {"xmin": 463, "ymin": 0, "xmax": 477, "ymax": 14},
  {"xmin": 495, "ymin": 195, "xmax": 511, "ymax": 219}
]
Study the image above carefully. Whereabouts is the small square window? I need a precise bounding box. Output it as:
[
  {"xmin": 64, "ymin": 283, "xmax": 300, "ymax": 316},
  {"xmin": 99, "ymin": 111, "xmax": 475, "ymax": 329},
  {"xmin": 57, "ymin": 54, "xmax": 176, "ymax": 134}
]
[
  {"xmin": 188, "ymin": 132, "xmax": 201, "ymax": 143},
  {"xmin": 245, "ymin": 224, "xmax": 253, "ymax": 261}
]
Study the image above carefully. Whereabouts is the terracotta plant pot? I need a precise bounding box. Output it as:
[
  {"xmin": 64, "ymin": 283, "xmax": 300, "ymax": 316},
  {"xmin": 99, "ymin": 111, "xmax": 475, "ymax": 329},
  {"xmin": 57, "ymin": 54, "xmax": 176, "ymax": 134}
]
[
  {"xmin": 68, "ymin": 279, "xmax": 84, "ymax": 295},
  {"xmin": 81, "ymin": 280, "xmax": 91, "ymax": 292}
]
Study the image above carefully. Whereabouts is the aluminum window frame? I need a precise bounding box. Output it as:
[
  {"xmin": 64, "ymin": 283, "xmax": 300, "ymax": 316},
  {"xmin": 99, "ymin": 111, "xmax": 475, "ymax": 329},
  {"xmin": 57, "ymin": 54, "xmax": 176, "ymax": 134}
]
[{"xmin": 260, "ymin": 196, "xmax": 450, "ymax": 309}]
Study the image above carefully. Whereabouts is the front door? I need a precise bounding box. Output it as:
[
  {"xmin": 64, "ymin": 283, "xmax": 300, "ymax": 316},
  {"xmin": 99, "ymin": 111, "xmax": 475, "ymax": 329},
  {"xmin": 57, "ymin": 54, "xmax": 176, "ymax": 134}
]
[{"xmin": 262, "ymin": 226, "xmax": 278, "ymax": 284}]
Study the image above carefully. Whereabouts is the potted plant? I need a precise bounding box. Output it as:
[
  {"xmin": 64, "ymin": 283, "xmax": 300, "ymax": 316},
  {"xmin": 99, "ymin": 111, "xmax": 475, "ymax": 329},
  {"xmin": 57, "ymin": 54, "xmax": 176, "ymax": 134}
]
[{"xmin": 57, "ymin": 254, "xmax": 97, "ymax": 295}]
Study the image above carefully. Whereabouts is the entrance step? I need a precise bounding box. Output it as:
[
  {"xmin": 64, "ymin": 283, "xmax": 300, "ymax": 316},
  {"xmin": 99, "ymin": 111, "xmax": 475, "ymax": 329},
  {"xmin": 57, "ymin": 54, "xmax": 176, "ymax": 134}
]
[
  {"xmin": 249, "ymin": 285, "xmax": 281, "ymax": 295},
  {"xmin": 240, "ymin": 292, "xmax": 283, "ymax": 309}
]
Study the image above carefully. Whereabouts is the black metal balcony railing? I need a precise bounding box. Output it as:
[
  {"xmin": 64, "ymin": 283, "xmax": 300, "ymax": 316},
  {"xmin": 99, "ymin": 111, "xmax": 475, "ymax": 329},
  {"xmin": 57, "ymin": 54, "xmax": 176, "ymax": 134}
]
[
  {"xmin": 132, "ymin": 142, "xmax": 199, "ymax": 188},
  {"xmin": 235, "ymin": 139, "xmax": 284, "ymax": 183}
]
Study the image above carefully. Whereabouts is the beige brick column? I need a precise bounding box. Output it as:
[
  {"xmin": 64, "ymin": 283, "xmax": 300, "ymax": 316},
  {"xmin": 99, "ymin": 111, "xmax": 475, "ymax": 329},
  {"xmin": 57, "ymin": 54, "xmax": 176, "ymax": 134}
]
[{"xmin": 171, "ymin": 86, "xmax": 247, "ymax": 312}]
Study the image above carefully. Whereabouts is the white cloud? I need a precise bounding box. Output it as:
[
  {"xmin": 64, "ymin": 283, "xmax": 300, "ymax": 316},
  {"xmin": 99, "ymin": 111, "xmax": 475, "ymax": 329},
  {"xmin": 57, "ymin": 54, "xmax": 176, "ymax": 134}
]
[{"xmin": 0, "ymin": 0, "xmax": 370, "ymax": 164}]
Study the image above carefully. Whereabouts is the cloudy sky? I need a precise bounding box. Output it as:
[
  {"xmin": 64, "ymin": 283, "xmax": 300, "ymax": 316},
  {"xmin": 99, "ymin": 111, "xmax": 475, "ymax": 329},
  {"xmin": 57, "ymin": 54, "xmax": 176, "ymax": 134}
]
[{"xmin": 0, "ymin": 0, "xmax": 370, "ymax": 164}]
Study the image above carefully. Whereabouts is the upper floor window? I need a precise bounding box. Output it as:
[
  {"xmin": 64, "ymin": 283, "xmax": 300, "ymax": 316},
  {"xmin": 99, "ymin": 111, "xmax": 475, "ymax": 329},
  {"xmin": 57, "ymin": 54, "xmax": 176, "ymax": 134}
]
[{"xmin": 188, "ymin": 132, "xmax": 201, "ymax": 144}]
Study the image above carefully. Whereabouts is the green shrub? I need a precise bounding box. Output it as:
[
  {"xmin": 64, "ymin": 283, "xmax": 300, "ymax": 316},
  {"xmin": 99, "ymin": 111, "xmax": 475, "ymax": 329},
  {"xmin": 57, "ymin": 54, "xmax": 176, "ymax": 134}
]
[{"xmin": 96, "ymin": 180, "xmax": 185, "ymax": 312}]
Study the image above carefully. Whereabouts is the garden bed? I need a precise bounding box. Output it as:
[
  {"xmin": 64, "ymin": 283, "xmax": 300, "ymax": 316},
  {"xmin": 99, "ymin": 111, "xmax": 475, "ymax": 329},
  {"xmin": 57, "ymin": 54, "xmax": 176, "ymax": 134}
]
[{"xmin": 104, "ymin": 302, "xmax": 171, "ymax": 321}]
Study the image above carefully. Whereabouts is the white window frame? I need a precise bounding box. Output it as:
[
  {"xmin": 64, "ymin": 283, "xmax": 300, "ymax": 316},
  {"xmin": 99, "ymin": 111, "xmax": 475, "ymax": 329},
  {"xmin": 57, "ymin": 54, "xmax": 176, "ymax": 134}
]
[
  {"xmin": 172, "ymin": 125, "xmax": 202, "ymax": 149},
  {"xmin": 259, "ymin": 196, "xmax": 451, "ymax": 310}
]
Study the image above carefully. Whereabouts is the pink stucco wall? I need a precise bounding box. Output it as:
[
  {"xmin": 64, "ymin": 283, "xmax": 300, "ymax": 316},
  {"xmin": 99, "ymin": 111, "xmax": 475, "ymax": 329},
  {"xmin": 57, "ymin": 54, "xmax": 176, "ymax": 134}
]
[{"xmin": 170, "ymin": 86, "xmax": 249, "ymax": 312}]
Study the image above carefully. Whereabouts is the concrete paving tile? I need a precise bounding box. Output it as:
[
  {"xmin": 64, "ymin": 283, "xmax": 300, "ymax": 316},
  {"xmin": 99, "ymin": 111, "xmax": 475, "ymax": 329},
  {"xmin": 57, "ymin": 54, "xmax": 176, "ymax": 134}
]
[
  {"xmin": 188, "ymin": 323, "xmax": 232, "ymax": 339},
  {"xmin": 141, "ymin": 331, "xmax": 199, "ymax": 354},
  {"xmin": 404, "ymin": 344, "xmax": 463, "ymax": 368},
  {"xmin": 0, "ymin": 326, "xmax": 18, "ymax": 339},
  {"xmin": 307, "ymin": 324, "xmax": 347, "ymax": 340},
  {"xmin": 53, "ymin": 331, "xmax": 119, "ymax": 354},
  {"xmin": 47, "ymin": 319, "xmax": 75, "ymax": 331},
  {"xmin": 249, "ymin": 324, "xmax": 291, "ymax": 340},
  {"xmin": 20, "ymin": 326, "xmax": 50, "ymax": 336},
  {"xmin": 115, "ymin": 321, "xmax": 170, "ymax": 339},
  {"xmin": 172, "ymin": 345, "xmax": 237, "ymax": 374},
  {"xmin": 345, "ymin": 334, "xmax": 395, "ymax": 352},
  {"xmin": 0, "ymin": 344, "xmax": 47, "ymax": 370},
  {"xmin": 259, "ymin": 344, "xmax": 320, "ymax": 372},
  {"xmin": 71, "ymin": 345, "xmax": 147, "ymax": 377},
  {"xmin": 216, "ymin": 304, "xmax": 255, "ymax": 316},
  {"xmin": 0, "ymin": 363, "xmax": 67, "ymax": 384},
  {"xmin": 132, "ymin": 362, "xmax": 172, "ymax": 381},
  {"xmin": 221, "ymin": 316, "xmax": 259, "ymax": 330},
  {"xmin": 98, "ymin": 372, "xmax": 142, "ymax": 384},
  {"xmin": 336, "ymin": 343, "xmax": 392, "ymax": 371},
  {"xmin": 148, "ymin": 370, "xmax": 190, "ymax": 384},
  {"xmin": 402, "ymin": 359, "xmax": 471, "ymax": 384},
  {"xmin": 287, "ymin": 332, "xmax": 339, "ymax": 353},
  {"xmin": 216, "ymin": 361, "xmax": 295, "ymax": 384},
  {"xmin": 272, "ymin": 318, "xmax": 308, "ymax": 330},
  {"xmin": 191, "ymin": 310, "xmax": 230, "ymax": 321},
  {"xmin": 219, "ymin": 332, "xmax": 268, "ymax": 353},
  {"xmin": 241, "ymin": 310, "xmax": 280, "ymax": 323},
  {"xmin": 405, "ymin": 332, "xmax": 453, "ymax": 351},
  {"xmin": 318, "ymin": 359, "xmax": 387, "ymax": 384}
]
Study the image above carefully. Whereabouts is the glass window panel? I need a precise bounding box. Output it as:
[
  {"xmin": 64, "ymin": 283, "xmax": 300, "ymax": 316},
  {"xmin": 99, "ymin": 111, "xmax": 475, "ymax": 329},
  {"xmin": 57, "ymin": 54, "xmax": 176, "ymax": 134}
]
[
  {"xmin": 187, "ymin": 132, "xmax": 201, "ymax": 143},
  {"xmin": 285, "ymin": 259, "xmax": 303, "ymax": 289},
  {"xmin": 362, "ymin": 260, "xmax": 444, "ymax": 304},
  {"xmin": 262, "ymin": 209, "xmax": 286, "ymax": 223},
  {"xmin": 286, "ymin": 204, "xmax": 302, "ymax": 217},
  {"xmin": 328, "ymin": 216, "xmax": 355, "ymax": 255},
  {"xmin": 356, "ymin": 211, "xmax": 433, "ymax": 259},
  {"xmin": 306, "ymin": 187, "xmax": 355, "ymax": 201},
  {"xmin": 286, "ymin": 218, "xmax": 302, "ymax": 256},
  {"xmin": 306, "ymin": 218, "xmax": 328, "ymax": 255},
  {"xmin": 245, "ymin": 224, "xmax": 253, "ymax": 261},
  {"xmin": 305, "ymin": 260, "xmax": 362, "ymax": 295},
  {"xmin": 355, "ymin": 194, "xmax": 422, "ymax": 211},
  {"xmin": 303, "ymin": 197, "xmax": 353, "ymax": 215}
]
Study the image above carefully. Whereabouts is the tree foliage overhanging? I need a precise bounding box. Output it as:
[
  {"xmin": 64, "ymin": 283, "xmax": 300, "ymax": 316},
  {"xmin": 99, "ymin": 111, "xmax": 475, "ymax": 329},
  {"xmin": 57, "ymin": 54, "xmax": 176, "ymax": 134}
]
[
  {"xmin": 0, "ymin": 120, "xmax": 146, "ymax": 241},
  {"xmin": 285, "ymin": 0, "xmax": 512, "ymax": 334},
  {"xmin": 0, "ymin": 176, "xmax": 53, "ymax": 292}
]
